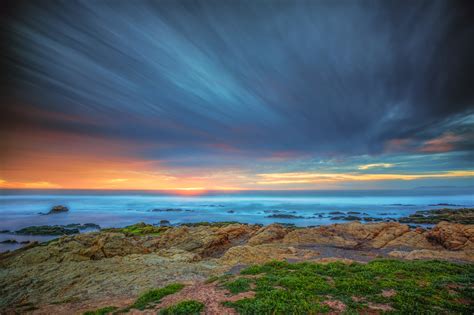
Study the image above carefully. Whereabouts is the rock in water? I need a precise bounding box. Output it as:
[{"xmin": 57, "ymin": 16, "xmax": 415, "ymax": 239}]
[
  {"xmin": 47, "ymin": 205, "xmax": 69, "ymax": 214},
  {"xmin": 0, "ymin": 239, "xmax": 18, "ymax": 244},
  {"xmin": 15, "ymin": 225, "xmax": 79, "ymax": 235},
  {"xmin": 160, "ymin": 220, "xmax": 171, "ymax": 226}
]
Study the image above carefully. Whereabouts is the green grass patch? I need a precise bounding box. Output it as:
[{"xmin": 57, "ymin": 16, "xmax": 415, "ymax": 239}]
[
  {"xmin": 159, "ymin": 300, "xmax": 204, "ymax": 315},
  {"xmin": 224, "ymin": 278, "xmax": 252, "ymax": 294},
  {"xmin": 224, "ymin": 259, "xmax": 474, "ymax": 314},
  {"xmin": 83, "ymin": 306, "xmax": 117, "ymax": 315},
  {"xmin": 131, "ymin": 283, "xmax": 185, "ymax": 310},
  {"xmin": 102, "ymin": 222, "xmax": 167, "ymax": 236}
]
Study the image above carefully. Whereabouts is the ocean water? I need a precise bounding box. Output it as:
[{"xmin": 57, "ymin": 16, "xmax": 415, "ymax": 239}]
[{"xmin": 1, "ymin": 188, "xmax": 472, "ymax": 252}]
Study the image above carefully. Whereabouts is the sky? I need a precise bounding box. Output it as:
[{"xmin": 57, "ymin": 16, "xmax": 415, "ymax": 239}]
[{"xmin": 0, "ymin": 0, "xmax": 473, "ymax": 191}]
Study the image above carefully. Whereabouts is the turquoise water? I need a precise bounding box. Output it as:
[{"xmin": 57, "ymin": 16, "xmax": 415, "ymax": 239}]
[{"xmin": 0, "ymin": 189, "xmax": 472, "ymax": 252}]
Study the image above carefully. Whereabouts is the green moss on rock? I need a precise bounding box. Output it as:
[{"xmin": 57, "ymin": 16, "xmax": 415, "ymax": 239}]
[{"xmin": 102, "ymin": 222, "xmax": 167, "ymax": 236}]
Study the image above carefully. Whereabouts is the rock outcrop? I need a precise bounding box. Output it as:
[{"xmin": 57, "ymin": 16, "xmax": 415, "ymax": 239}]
[
  {"xmin": 1, "ymin": 221, "xmax": 473, "ymax": 311},
  {"xmin": 425, "ymin": 221, "xmax": 474, "ymax": 250},
  {"xmin": 247, "ymin": 224, "xmax": 290, "ymax": 245},
  {"xmin": 220, "ymin": 244, "xmax": 316, "ymax": 265},
  {"xmin": 3, "ymin": 221, "xmax": 473, "ymax": 267}
]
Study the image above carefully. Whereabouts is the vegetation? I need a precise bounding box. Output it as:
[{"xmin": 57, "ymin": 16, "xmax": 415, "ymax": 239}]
[
  {"xmin": 399, "ymin": 208, "xmax": 474, "ymax": 224},
  {"xmin": 158, "ymin": 300, "xmax": 204, "ymax": 315},
  {"xmin": 83, "ymin": 306, "xmax": 117, "ymax": 315},
  {"xmin": 81, "ymin": 283, "xmax": 185, "ymax": 314},
  {"xmin": 223, "ymin": 259, "xmax": 474, "ymax": 314},
  {"xmin": 102, "ymin": 222, "xmax": 168, "ymax": 236},
  {"xmin": 225, "ymin": 278, "xmax": 252, "ymax": 294},
  {"xmin": 131, "ymin": 283, "xmax": 185, "ymax": 310}
]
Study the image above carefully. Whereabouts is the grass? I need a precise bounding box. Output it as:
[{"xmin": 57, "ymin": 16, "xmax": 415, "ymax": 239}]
[
  {"xmin": 83, "ymin": 306, "xmax": 117, "ymax": 315},
  {"xmin": 158, "ymin": 300, "xmax": 204, "ymax": 315},
  {"xmin": 225, "ymin": 278, "xmax": 252, "ymax": 294},
  {"xmin": 223, "ymin": 259, "xmax": 474, "ymax": 314},
  {"xmin": 83, "ymin": 283, "xmax": 185, "ymax": 314},
  {"xmin": 102, "ymin": 222, "xmax": 168, "ymax": 236},
  {"xmin": 131, "ymin": 283, "xmax": 185, "ymax": 310}
]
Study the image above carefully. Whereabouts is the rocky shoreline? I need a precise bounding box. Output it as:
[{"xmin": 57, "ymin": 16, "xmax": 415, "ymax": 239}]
[{"xmin": 0, "ymin": 218, "xmax": 473, "ymax": 314}]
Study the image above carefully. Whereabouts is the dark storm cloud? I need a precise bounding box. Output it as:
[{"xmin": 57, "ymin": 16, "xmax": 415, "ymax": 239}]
[{"xmin": 1, "ymin": 0, "xmax": 473, "ymax": 161}]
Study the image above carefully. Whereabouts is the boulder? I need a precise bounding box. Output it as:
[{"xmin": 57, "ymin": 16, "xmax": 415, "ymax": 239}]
[
  {"xmin": 247, "ymin": 224, "xmax": 289, "ymax": 245},
  {"xmin": 383, "ymin": 228, "xmax": 438, "ymax": 249},
  {"xmin": 425, "ymin": 222, "xmax": 474, "ymax": 250}
]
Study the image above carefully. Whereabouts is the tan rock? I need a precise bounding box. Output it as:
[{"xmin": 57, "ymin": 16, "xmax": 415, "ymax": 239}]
[
  {"xmin": 383, "ymin": 229, "xmax": 438, "ymax": 249},
  {"xmin": 282, "ymin": 226, "xmax": 358, "ymax": 247},
  {"xmin": 368, "ymin": 224, "xmax": 410, "ymax": 248},
  {"xmin": 425, "ymin": 222, "xmax": 474, "ymax": 250},
  {"xmin": 388, "ymin": 249, "xmax": 474, "ymax": 262},
  {"xmin": 247, "ymin": 224, "xmax": 289, "ymax": 245},
  {"xmin": 282, "ymin": 222, "xmax": 413, "ymax": 249},
  {"xmin": 220, "ymin": 244, "xmax": 316, "ymax": 265},
  {"xmin": 157, "ymin": 224, "xmax": 259, "ymax": 257},
  {"xmin": 310, "ymin": 257, "xmax": 355, "ymax": 264}
]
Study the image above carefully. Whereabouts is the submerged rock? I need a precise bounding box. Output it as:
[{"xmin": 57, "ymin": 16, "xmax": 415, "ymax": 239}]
[
  {"xmin": 64, "ymin": 223, "xmax": 101, "ymax": 230},
  {"xmin": 47, "ymin": 205, "xmax": 69, "ymax": 214},
  {"xmin": 266, "ymin": 214, "xmax": 305, "ymax": 219},
  {"xmin": 150, "ymin": 208, "xmax": 193, "ymax": 212},
  {"xmin": 398, "ymin": 208, "xmax": 474, "ymax": 225},
  {"xmin": 15, "ymin": 225, "xmax": 79, "ymax": 235},
  {"xmin": 330, "ymin": 215, "xmax": 362, "ymax": 221},
  {"xmin": 0, "ymin": 239, "xmax": 17, "ymax": 244},
  {"xmin": 160, "ymin": 220, "xmax": 171, "ymax": 226}
]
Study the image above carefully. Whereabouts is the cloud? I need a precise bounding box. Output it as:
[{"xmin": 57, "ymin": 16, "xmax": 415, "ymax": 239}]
[
  {"xmin": 0, "ymin": 1, "xmax": 473, "ymax": 190},
  {"xmin": 358, "ymin": 163, "xmax": 394, "ymax": 170},
  {"xmin": 419, "ymin": 133, "xmax": 463, "ymax": 153},
  {"xmin": 0, "ymin": 179, "xmax": 60, "ymax": 189},
  {"xmin": 1, "ymin": 0, "xmax": 473, "ymax": 159},
  {"xmin": 256, "ymin": 171, "xmax": 474, "ymax": 185}
]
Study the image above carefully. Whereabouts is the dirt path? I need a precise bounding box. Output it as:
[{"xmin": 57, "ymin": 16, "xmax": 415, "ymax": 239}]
[{"xmin": 155, "ymin": 281, "xmax": 254, "ymax": 315}]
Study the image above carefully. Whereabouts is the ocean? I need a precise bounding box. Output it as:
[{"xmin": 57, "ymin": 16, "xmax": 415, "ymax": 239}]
[{"xmin": 1, "ymin": 188, "xmax": 472, "ymax": 252}]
